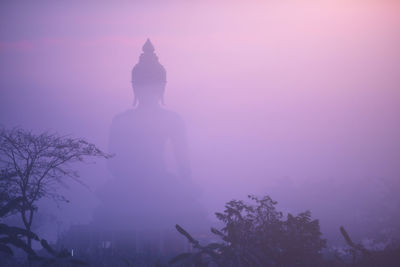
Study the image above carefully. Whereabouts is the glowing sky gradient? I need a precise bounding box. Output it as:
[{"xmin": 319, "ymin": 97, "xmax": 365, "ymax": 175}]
[{"xmin": 1, "ymin": 1, "xmax": 399, "ymax": 240}]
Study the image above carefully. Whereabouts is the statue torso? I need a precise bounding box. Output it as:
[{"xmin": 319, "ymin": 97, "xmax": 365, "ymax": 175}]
[{"xmin": 108, "ymin": 107, "xmax": 185, "ymax": 179}]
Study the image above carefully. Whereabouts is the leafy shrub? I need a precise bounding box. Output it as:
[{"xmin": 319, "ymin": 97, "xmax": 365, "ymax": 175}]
[{"xmin": 171, "ymin": 195, "xmax": 326, "ymax": 266}]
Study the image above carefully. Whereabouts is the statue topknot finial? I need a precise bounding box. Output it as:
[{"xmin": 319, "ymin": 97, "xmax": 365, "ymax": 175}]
[
  {"xmin": 142, "ymin": 38, "xmax": 155, "ymax": 53},
  {"xmin": 131, "ymin": 38, "xmax": 166, "ymax": 106}
]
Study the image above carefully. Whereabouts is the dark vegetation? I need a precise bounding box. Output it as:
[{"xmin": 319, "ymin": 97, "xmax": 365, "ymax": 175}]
[
  {"xmin": 171, "ymin": 195, "xmax": 326, "ymax": 266},
  {"xmin": 171, "ymin": 196, "xmax": 326, "ymax": 266},
  {"xmin": 171, "ymin": 196, "xmax": 400, "ymax": 267},
  {"xmin": 334, "ymin": 226, "xmax": 400, "ymax": 267},
  {"xmin": 0, "ymin": 177, "xmax": 88, "ymax": 266},
  {"xmin": 0, "ymin": 127, "xmax": 109, "ymax": 266},
  {"xmin": 0, "ymin": 127, "xmax": 110, "ymax": 247},
  {"xmin": 0, "ymin": 128, "xmax": 399, "ymax": 266}
]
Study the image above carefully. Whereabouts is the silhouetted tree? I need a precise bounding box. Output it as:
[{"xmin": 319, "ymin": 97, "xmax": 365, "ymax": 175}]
[
  {"xmin": 0, "ymin": 127, "xmax": 111, "ymax": 247},
  {"xmin": 337, "ymin": 226, "xmax": 400, "ymax": 267},
  {"xmin": 1, "ymin": 168, "xmax": 88, "ymax": 266},
  {"xmin": 0, "ymin": 193, "xmax": 39, "ymax": 258},
  {"xmin": 171, "ymin": 195, "xmax": 326, "ymax": 267}
]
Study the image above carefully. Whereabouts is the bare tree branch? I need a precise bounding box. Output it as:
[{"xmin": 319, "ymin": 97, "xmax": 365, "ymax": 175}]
[{"xmin": 0, "ymin": 127, "xmax": 111, "ymax": 247}]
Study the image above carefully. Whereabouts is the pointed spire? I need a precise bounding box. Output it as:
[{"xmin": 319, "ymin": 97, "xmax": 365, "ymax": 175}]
[
  {"xmin": 132, "ymin": 38, "xmax": 166, "ymax": 94},
  {"xmin": 142, "ymin": 38, "xmax": 155, "ymax": 53}
]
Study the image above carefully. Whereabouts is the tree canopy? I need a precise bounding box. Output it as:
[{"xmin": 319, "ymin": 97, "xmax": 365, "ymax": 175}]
[
  {"xmin": 172, "ymin": 195, "xmax": 326, "ymax": 266},
  {"xmin": 0, "ymin": 127, "xmax": 111, "ymax": 246}
]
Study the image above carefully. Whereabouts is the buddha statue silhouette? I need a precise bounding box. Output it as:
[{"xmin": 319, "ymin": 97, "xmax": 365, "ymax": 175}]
[{"xmin": 95, "ymin": 39, "xmax": 204, "ymax": 234}]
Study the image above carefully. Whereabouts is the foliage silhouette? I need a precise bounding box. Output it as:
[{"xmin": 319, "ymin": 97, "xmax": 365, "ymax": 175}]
[
  {"xmin": 0, "ymin": 127, "xmax": 111, "ymax": 247},
  {"xmin": 0, "ymin": 195, "xmax": 39, "ymax": 257},
  {"xmin": 1, "ymin": 168, "xmax": 88, "ymax": 266},
  {"xmin": 171, "ymin": 195, "xmax": 326, "ymax": 267},
  {"xmin": 337, "ymin": 226, "xmax": 400, "ymax": 267}
]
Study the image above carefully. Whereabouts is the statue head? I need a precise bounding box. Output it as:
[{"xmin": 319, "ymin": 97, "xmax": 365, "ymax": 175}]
[{"xmin": 131, "ymin": 39, "xmax": 167, "ymax": 106}]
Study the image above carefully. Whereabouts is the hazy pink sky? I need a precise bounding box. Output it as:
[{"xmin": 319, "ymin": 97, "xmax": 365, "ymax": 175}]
[{"xmin": 1, "ymin": 1, "xmax": 399, "ymax": 235}]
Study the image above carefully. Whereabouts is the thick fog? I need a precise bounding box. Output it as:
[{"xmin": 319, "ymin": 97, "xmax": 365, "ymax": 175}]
[{"xmin": 1, "ymin": 1, "xmax": 399, "ymax": 245}]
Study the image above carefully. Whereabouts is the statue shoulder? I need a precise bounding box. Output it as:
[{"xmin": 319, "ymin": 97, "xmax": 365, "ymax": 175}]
[
  {"xmin": 110, "ymin": 109, "xmax": 137, "ymax": 125},
  {"xmin": 162, "ymin": 109, "xmax": 186, "ymax": 128}
]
